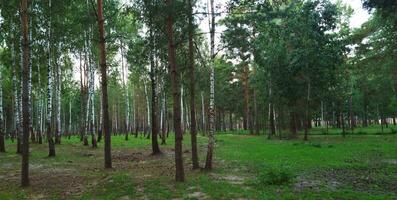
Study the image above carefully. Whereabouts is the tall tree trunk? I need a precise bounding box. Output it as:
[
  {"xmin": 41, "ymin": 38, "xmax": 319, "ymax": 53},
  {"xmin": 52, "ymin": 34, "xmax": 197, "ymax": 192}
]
[
  {"xmin": 87, "ymin": 48, "xmax": 96, "ymax": 148},
  {"xmin": 268, "ymin": 95, "xmax": 276, "ymax": 139},
  {"xmin": 55, "ymin": 49, "xmax": 61, "ymax": 144},
  {"xmin": 349, "ymin": 96, "xmax": 354, "ymax": 133},
  {"xmin": 0, "ymin": 57, "xmax": 5, "ymax": 152},
  {"xmin": 161, "ymin": 84, "xmax": 167, "ymax": 145},
  {"xmin": 12, "ymin": 38, "xmax": 19, "ymax": 145},
  {"xmin": 68, "ymin": 99, "xmax": 72, "ymax": 139},
  {"xmin": 79, "ymin": 51, "xmax": 86, "ymax": 142},
  {"xmin": 341, "ymin": 110, "xmax": 346, "ymax": 138},
  {"xmin": 205, "ymin": 0, "xmax": 215, "ymax": 170},
  {"xmin": 21, "ymin": 0, "xmax": 30, "ymax": 186},
  {"xmin": 201, "ymin": 91, "xmax": 205, "ymax": 133},
  {"xmin": 47, "ymin": 0, "xmax": 55, "ymax": 157},
  {"xmin": 289, "ymin": 109, "xmax": 298, "ymax": 139},
  {"xmin": 181, "ymin": 86, "xmax": 184, "ymax": 133},
  {"xmin": 167, "ymin": 0, "xmax": 185, "ymax": 181},
  {"xmin": 37, "ymin": 60, "xmax": 43, "ymax": 144},
  {"xmin": 29, "ymin": 15, "xmax": 34, "ymax": 144},
  {"xmin": 253, "ymin": 89, "xmax": 259, "ymax": 135},
  {"xmin": 13, "ymin": 39, "xmax": 22, "ymax": 154},
  {"xmin": 304, "ymin": 82, "xmax": 310, "ymax": 141},
  {"xmin": 188, "ymin": 0, "xmax": 199, "ymax": 169},
  {"xmin": 97, "ymin": 0, "xmax": 112, "ymax": 169},
  {"xmin": 144, "ymin": 81, "xmax": 151, "ymax": 138},
  {"xmin": 243, "ymin": 65, "xmax": 250, "ymax": 131},
  {"xmin": 121, "ymin": 41, "xmax": 129, "ymax": 140},
  {"xmin": 149, "ymin": 26, "xmax": 161, "ymax": 155}
]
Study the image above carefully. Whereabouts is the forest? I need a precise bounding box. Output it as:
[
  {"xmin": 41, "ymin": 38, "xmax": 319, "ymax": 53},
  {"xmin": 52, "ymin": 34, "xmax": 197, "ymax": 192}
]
[{"xmin": 0, "ymin": 0, "xmax": 396, "ymax": 199}]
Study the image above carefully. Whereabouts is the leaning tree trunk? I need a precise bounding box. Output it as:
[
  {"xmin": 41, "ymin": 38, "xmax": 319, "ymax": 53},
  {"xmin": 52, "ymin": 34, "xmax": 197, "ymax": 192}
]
[
  {"xmin": 97, "ymin": 0, "xmax": 112, "ymax": 169},
  {"xmin": 205, "ymin": 0, "xmax": 216, "ymax": 170},
  {"xmin": 46, "ymin": 0, "xmax": 55, "ymax": 157},
  {"xmin": 188, "ymin": 0, "xmax": 199, "ymax": 169},
  {"xmin": 167, "ymin": 0, "xmax": 185, "ymax": 181},
  {"xmin": 21, "ymin": 0, "xmax": 30, "ymax": 186}
]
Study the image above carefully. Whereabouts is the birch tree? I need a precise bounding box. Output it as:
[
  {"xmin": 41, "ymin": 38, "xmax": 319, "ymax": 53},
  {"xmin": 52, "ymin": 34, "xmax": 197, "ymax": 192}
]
[
  {"xmin": 46, "ymin": 0, "xmax": 55, "ymax": 157},
  {"xmin": 205, "ymin": 0, "xmax": 215, "ymax": 170}
]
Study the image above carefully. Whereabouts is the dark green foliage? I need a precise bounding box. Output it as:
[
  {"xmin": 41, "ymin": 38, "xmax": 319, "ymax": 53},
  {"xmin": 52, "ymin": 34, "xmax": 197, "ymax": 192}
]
[{"xmin": 257, "ymin": 165, "xmax": 295, "ymax": 186}]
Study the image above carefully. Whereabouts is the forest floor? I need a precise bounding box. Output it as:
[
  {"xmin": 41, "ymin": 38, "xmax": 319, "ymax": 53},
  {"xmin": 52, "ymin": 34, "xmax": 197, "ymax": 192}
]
[{"xmin": 0, "ymin": 127, "xmax": 396, "ymax": 200}]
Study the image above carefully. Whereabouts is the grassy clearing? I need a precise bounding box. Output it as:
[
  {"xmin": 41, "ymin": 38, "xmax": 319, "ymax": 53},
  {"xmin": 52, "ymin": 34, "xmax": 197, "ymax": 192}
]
[{"xmin": 0, "ymin": 128, "xmax": 396, "ymax": 199}]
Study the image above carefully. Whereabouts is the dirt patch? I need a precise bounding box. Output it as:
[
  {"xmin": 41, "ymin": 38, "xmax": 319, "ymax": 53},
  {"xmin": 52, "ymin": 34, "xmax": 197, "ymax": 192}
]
[
  {"xmin": 211, "ymin": 173, "xmax": 247, "ymax": 185},
  {"xmin": 383, "ymin": 159, "xmax": 397, "ymax": 165},
  {"xmin": 295, "ymin": 165, "xmax": 397, "ymax": 194},
  {"xmin": 113, "ymin": 151, "xmax": 145, "ymax": 162},
  {"xmin": 30, "ymin": 169, "xmax": 86, "ymax": 198},
  {"xmin": 187, "ymin": 191, "xmax": 210, "ymax": 199}
]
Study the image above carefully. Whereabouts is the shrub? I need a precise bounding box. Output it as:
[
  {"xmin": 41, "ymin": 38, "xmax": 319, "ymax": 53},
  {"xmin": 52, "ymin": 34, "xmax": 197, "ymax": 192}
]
[{"xmin": 257, "ymin": 165, "xmax": 295, "ymax": 186}]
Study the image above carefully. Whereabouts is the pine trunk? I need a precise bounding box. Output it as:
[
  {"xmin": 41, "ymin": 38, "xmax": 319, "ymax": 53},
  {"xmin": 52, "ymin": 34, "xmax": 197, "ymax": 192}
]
[
  {"xmin": 0, "ymin": 56, "xmax": 5, "ymax": 152},
  {"xmin": 167, "ymin": 0, "xmax": 185, "ymax": 181},
  {"xmin": 97, "ymin": 0, "xmax": 112, "ymax": 169},
  {"xmin": 188, "ymin": 0, "xmax": 199, "ymax": 169},
  {"xmin": 149, "ymin": 26, "xmax": 160, "ymax": 154},
  {"xmin": 21, "ymin": 0, "xmax": 30, "ymax": 186}
]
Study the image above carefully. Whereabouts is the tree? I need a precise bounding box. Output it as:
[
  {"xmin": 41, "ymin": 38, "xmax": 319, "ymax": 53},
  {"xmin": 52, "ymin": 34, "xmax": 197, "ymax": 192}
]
[
  {"xmin": 167, "ymin": 0, "xmax": 185, "ymax": 182},
  {"xmin": 97, "ymin": 0, "xmax": 112, "ymax": 169},
  {"xmin": 205, "ymin": 0, "xmax": 215, "ymax": 170},
  {"xmin": 187, "ymin": 0, "xmax": 199, "ymax": 170},
  {"xmin": 0, "ymin": 57, "xmax": 4, "ymax": 153},
  {"xmin": 46, "ymin": 0, "xmax": 55, "ymax": 157},
  {"xmin": 21, "ymin": 0, "xmax": 30, "ymax": 187}
]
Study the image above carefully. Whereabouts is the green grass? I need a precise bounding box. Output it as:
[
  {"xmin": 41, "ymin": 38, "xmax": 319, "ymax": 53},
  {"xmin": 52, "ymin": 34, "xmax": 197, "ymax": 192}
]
[{"xmin": 0, "ymin": 127, "xmax": 396, "ymax": 199}]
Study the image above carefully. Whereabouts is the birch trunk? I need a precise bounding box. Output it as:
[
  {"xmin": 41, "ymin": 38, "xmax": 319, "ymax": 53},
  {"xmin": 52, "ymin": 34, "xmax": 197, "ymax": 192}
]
[
  {"xmin": 201, "ymin": 91, "xmax": 205, "ymax": 133},
  {"xmin": 46, "ymin": 0, "xmax": 55, "ymax": 157},
  {"xmin": 55, "ymin": 49, "xmax": 61, "ymax": 144},
  {"xmin": 121, "ymin": 41, "xmax": 130, "ymax": 140},
  {"xmin": 205, "ymin": 0, "xmax": 216, "ymax": 170},
  {"xmin": 144, "ymin": 81, "xmax": 151, "ymax": 137}
]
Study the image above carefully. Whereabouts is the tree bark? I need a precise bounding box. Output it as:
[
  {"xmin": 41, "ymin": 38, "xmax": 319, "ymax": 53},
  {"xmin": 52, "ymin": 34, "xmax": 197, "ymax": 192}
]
[
  {"xmin": 0, "ymin": 61, "xmax": 5, "ymax": 152},
  {"xmin": 304, "ymin": 82, "xmax": 310, "ymax": 141},
  {"xmin": 167, "ymin": 0, "xmax": 185, "ymax": 181},
  {"xmin": 47, "ymin": 0, "xmax": 55, "ymax": 157},
  {"xmin": 21, "ymin": 0, "xmax": 30, "ymax": 186},
  {"xmin": 97, "ymin": 0, "xmax": 112, "ymax": 169},
  {"xmin": 205, "ymin": 0, "xmax": 216, "ymax": 170},
  {"xmin": 149, "ymin": 26, "xmax": 161, "ymax": 155},
  {"xmin": 188, "ymin": 0, "xmax": 199, "ymax": 169}
]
